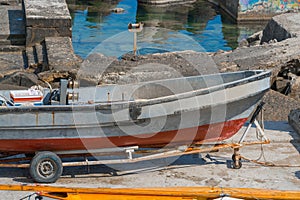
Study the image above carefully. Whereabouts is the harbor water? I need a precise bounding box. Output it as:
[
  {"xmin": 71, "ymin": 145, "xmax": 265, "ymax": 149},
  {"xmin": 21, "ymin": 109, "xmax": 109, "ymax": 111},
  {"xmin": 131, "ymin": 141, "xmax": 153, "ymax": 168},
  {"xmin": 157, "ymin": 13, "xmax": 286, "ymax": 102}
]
[{"xmin": 68, "ymin": 0, "xmax": 266, "ymax": 58}]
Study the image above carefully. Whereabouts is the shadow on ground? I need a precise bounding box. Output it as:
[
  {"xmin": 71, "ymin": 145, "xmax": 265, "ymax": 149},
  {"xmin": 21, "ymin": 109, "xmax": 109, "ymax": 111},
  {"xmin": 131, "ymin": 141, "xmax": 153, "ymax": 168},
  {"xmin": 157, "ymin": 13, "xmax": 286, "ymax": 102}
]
[
  {"xmin": 0, "ymin": 153, "xmax": 231, "ymax": 183},
  {"xmin": 295, "ymin": 171, "xmax": 300, "ymax": 179}
]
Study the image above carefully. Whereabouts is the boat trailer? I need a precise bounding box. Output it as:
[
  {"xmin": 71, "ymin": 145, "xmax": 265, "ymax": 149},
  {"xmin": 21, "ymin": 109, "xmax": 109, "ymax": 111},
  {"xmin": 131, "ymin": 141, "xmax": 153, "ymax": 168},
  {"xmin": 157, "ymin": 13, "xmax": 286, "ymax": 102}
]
[{"xmin": 0, "ymin": 103, "xmax": 269, "ymax": 183}]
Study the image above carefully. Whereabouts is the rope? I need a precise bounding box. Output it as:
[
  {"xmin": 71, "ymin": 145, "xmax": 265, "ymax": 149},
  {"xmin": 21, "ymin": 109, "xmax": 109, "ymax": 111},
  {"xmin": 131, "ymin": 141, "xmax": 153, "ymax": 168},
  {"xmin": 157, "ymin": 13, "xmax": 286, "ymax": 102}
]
[
  {"xmin": 19, "ymin": 193, "xmax": 39, "ymax": 200},
  {"xmin": 245, "ymin": 109, "xmax": 300, "ymax": 167},
  {"xmin": 240, "ymin": 144, "xmax": 300, "ymax": 168}
]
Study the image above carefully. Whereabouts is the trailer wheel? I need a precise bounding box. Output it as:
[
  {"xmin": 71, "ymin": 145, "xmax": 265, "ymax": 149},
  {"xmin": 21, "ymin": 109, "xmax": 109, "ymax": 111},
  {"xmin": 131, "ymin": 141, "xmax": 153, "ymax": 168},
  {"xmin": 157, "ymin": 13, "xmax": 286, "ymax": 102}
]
[{"xmin": 29, "ymin": 151, "xmax": 63, "ymax": 183}]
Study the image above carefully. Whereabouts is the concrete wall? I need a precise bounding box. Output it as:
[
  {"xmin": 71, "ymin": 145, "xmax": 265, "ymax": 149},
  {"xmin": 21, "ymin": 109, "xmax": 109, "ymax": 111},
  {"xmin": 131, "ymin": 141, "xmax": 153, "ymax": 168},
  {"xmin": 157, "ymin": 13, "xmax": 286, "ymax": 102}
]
[
  {"xmin": 141, "ymin": 0, "xmax": 299, "ymax": 21},
  {"xmin": 138, "ymin": 0, "xmax": 196, "ymax": 5},
  {"xmin": 210, "ymin": 0, "xmax": 299, "ymax": 21},
  {"xmin": 238, "ymin": 0, "xmax": 299, "ymax": 21},
  {"xmin": 239, "ymin": 0, "xmax": 300, "ymax": 12},
  {"xmin": 217, "ymin": 0, "xmax": 239, "ymax": 19}
]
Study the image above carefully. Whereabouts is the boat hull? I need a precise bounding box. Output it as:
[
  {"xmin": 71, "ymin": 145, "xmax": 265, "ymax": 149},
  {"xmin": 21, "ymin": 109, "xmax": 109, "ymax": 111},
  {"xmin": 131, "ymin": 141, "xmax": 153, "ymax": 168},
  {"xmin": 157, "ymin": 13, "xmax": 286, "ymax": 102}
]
[
  {"xmin": 0, "ymin": 70, "xmax": 270, "ymax": 153},
  {"xmin": 0, "ymin": 118, "xmax": 248, "ymax": 153}
]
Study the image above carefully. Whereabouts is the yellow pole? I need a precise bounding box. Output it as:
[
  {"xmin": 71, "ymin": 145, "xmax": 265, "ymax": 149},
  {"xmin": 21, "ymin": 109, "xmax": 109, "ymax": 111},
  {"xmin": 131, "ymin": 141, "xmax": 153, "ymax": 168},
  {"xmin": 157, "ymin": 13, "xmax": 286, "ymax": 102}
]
[
  {"xmin": 0, "ymin": 184, "xmax": 299, "ymax": 200},
  {"xmin": 133, "ymin": 32, "xmax": 137, "ymax": 56}
]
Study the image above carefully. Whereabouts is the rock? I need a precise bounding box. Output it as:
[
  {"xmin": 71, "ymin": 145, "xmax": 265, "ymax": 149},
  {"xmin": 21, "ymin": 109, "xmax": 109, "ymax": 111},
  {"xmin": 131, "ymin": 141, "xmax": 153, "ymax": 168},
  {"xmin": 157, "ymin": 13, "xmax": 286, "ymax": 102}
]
[
  {"xmin": 214, "ymin": 13, "xmax": 300, "ymax": 74},
  {"xmin": 261, "ymin": 13, "xmax": 300, "ymax": 44},
  {"xmin": 0, "ymin": 71, "xmax": 38, "ymax": 87},
  {"xmin": 238, "ymin": 39, "xmax": 249, "ymax": 47},
  {"xmin": 0, "ymin": 51, "xmax": 24, "ymax": 77},
  {"xmin": 111, "ymin": 8, "xmax": 125, "ymax": 13},
  {"xmin": 99, "ymin": 51, "xmax": 218, "ymax": 85},
  {"xmin": 289, "ymin": 77, "xmax": 300, "ymax": 102},
  {"xmin": 219, "ymin": 62, "xmax": 239, "ymax": 73},
  {"xmin": 116, "ymin": 63, "xmax": 182, "ymax": 84},
  {"xmin": 247, "ymin": 31, "xmax": 262, "ymax": 45},
  {"xmin": 0, "ymin": 0, "xmax": 20, "ymax": 5},
  {"xmin": 78, "ymin": 53, "xmax": 117, "ymax": 86},
  {"xmin": 37, "ymin": 70, "xmax": 76, "ymax": 84},
  {"xmin": 0, "ymin": 84, "xmax": 27, "ymax": 90},
  {"xmin": 213, "ymin": 36, "xmax": 300, "ymax": 73},
  {"xmin": 262, "ymin": 90, "xmax": 300, "ymax": 121},
  {"xmin": 270, "ymin": 58, "xmax": 300, "ymax": 99},
  {"xmin": 288, "ymin": 109, "xmax": 300, "ymax": 136}
]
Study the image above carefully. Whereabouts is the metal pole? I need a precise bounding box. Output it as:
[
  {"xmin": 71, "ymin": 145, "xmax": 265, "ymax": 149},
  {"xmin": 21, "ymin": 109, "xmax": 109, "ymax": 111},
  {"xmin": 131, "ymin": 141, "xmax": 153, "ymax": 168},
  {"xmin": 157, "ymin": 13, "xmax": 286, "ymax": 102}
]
[{"xmin": 133, "ymin": 32, "xmax": 137, "ymax": 56}]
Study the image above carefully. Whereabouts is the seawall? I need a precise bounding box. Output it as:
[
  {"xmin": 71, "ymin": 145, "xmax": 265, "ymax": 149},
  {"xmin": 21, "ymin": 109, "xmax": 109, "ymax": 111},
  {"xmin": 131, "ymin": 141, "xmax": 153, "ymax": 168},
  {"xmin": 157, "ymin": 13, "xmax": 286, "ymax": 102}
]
[{"xmin": 139, "ymin": 0, "xmax": 300, "ymax": 21}]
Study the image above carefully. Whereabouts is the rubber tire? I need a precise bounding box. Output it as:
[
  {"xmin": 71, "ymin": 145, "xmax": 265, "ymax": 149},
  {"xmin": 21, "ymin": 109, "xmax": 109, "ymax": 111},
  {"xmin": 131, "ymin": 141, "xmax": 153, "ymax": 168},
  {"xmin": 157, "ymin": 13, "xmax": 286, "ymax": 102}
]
[
  {"xmin": 232, "ymin": 159, "xmax": 242, "ymax": 169},
  {"xmin": 29, "ymin": 151, "xmax": 63, "ymax": 183}
]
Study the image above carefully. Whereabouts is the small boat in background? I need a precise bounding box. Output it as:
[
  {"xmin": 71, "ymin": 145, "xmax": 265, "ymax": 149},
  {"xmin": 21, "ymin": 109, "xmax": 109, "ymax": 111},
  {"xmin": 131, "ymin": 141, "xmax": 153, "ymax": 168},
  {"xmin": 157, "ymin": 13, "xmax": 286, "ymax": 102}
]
[{"xmin": 0, "ymin": 70, "xmax": 271, "ymax": 183}]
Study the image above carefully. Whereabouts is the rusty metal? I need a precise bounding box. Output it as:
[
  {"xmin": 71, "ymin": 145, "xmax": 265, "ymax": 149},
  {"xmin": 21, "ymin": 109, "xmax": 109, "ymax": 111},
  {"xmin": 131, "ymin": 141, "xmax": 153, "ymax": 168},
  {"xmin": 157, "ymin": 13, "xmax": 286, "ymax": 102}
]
[
  {"xmin": 128, "ymin": 22, "xmax": 144, "ymax": 56},
  {"xmin": 67, "ymin": 80, "xmax": 79, "ymax": 89},
  {"xmin": 67, "ymin": 92, "xmax": 79, "ymax": 101},
  {"xmin": 0, "ymin": 140, "xmax": 270, "ymax": 169},
  {"xmin": 0, "ymin": 156, "xmax": 31, "ymax": 163},
  {"xmin": 0, "ymin": 163, "xmax": 29, "ymax": 168}
]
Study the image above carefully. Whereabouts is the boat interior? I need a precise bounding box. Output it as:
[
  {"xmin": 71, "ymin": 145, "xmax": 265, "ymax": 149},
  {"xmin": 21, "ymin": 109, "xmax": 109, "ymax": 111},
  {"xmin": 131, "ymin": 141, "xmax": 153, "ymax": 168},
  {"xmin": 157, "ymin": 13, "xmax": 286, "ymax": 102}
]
[{"xmin": 0, "ymin": 70, "xmax": 264, "ymax": 107}]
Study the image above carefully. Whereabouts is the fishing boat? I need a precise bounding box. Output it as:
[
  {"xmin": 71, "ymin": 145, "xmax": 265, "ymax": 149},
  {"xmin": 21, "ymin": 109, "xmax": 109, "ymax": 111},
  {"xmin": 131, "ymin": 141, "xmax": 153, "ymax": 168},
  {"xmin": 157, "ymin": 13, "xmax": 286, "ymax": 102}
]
[{"xmin": 0, "ymin": 70, "xmax": 271, "ymax": 183}]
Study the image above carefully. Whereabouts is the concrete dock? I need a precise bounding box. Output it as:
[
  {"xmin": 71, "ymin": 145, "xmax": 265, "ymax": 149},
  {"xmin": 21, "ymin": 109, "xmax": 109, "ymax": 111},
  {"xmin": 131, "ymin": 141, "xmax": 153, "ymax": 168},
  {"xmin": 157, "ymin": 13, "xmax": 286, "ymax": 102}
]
[{"xmin": 0, "ymin": 121, "xmax": 299, "ymax": 199}]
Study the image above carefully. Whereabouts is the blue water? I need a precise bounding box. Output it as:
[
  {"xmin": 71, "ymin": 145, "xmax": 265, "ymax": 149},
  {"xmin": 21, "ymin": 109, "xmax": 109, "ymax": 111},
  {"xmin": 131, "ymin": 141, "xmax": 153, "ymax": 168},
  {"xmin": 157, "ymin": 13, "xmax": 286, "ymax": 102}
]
[
  {"xmin": 70, "ymin": 0, "xmax": 262, "ymax": 58},
  {"xmin": 185, "ymin": 15, "xmax": 231, "ymax": 52},
  {"xmin": 72, "ymin": 0, "xmax": 138, "ymax": 58}
]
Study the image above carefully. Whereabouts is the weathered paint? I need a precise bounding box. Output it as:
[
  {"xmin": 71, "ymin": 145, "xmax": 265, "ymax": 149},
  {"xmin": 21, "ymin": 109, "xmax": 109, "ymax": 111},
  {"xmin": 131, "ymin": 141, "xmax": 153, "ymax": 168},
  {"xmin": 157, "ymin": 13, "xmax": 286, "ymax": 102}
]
[
  {"xmin": 0, "ymin": 118, "xmax": 248, "ymax": 152},
  {"xmin": 239, "ymin": 0, "xmax": 300, "ymax": 12},
  {"xmin": 0, "ymin": 70, "xmax": 271, "ymax": 153}
]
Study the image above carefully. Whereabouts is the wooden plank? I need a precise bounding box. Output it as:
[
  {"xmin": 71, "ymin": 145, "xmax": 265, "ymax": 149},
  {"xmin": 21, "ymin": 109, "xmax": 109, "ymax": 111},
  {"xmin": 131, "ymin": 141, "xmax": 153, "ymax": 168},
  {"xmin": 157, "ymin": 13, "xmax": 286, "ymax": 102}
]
[{"xmin": 0, "ymin": 184, "xmax": 299, "ymax": 200}]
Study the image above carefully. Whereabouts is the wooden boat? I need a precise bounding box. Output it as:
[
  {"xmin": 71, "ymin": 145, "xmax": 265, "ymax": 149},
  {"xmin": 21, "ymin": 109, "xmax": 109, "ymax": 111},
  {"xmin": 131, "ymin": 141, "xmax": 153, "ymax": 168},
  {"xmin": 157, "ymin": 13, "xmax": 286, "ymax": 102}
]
[{"xmin": 0, "ymin": 70, "xmax": 271, "ymax": 183}]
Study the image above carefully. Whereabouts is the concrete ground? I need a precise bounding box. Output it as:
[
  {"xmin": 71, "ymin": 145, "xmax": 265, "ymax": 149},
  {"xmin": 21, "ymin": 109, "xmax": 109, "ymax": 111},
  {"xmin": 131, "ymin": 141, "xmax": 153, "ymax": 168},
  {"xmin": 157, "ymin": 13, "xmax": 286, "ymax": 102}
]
[{"xmin": 0, "ymin": 121, "xmax": 299, "ymax": 199}]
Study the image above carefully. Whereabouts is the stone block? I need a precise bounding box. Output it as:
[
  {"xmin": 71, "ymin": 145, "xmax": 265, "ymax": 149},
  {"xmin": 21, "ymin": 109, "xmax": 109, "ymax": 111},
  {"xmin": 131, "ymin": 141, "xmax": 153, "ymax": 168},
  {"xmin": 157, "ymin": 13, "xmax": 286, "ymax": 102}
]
[
  {"xmin": 23, "ymin": 0, "xmax": 71, "ymax": 46},
  {"xmin": 45, "ymin": 37, "xmax": 80, "ymax": 72},
  {"xmin": 0, "ymin": 71, "xmax": 38, "ymax": 87},
  {"xmin": 0, "ymin": 51, "xmax": 25, "ymax": 75},
  {"xmin": 26, "ymin": 27, "xmax": 71, "ymax": 46},
  {"xmin": 23, "ymin": 0, "xmax": 71, "ymax": 26},
  {"xmin": 0, "ymin": 0, "xmax": 21, "ymax": 6},
  {"xmin": 25, "ymin": 17, "xmax": 71, "ymax": 29},
  {"xmin": 0, "ymin": 6, "xmax": 25, "ymax": 41}
]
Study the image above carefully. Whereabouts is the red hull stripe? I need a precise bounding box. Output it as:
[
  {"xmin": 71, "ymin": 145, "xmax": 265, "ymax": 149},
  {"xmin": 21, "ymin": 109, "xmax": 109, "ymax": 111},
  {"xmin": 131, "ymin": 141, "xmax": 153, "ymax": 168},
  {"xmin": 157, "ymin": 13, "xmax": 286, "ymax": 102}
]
[
  {"xmin": 0, "ymin": 118, "xmax": 248, "ymax": 153},
  {"xmin": 12, "ymin": 98, "xmax": 42, "ymax": 102}
]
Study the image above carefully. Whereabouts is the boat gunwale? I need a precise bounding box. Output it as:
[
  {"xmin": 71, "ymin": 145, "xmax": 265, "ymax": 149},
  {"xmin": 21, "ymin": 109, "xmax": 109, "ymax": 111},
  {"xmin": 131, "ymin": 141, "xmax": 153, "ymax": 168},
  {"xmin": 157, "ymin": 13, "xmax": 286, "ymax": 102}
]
[
  {"xmin": 0, "ymin": 70, "xmax": 271, "ymax": 113},
  {"xmin": 0, "ymin": 88, "xmax": 268, "ymax": 130}
]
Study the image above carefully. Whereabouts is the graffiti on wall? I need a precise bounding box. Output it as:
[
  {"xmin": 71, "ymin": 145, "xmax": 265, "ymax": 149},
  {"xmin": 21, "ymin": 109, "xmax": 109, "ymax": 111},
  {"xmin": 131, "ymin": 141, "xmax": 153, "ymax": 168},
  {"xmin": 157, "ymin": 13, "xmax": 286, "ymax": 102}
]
[{"xmin": 239, "ymin": 0, "xmax": 300, "ymax": 12}]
